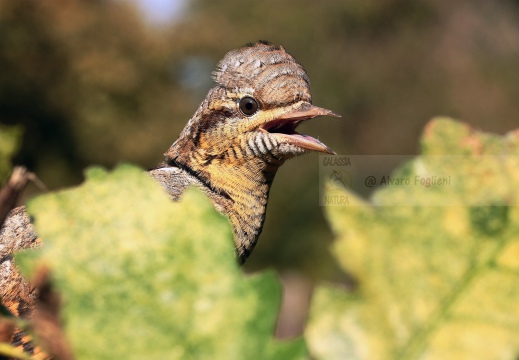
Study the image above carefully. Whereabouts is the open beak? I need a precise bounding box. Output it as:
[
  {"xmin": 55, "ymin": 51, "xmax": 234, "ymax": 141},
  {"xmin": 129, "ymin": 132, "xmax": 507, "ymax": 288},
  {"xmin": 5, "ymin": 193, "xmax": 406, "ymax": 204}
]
[{"xmin": 260, "ymin": 102, "xmax": 340, "ymax": 154}]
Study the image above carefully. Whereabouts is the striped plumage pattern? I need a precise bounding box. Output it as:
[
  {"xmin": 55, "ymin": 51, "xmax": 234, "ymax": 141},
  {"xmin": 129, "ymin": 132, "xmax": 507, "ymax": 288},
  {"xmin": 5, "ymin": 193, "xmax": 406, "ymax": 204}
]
[
  {"xmin": 154, "ymin": 41, "xmax": 338, "ymax": 262},
  {"xmin": 213, "ymin": 41, "xmax": 311, "ymax": 108}
]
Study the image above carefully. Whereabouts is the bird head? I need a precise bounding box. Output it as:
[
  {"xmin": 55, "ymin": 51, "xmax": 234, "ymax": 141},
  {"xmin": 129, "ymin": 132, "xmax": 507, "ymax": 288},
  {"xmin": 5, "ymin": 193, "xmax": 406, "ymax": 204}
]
[
  {"xmin": 160, "ymin": 41, "xmax": 339, "ymax": 261},
  {"xmin": 166, "ymin": 41, "xmax": 339, "ymax": 178}
]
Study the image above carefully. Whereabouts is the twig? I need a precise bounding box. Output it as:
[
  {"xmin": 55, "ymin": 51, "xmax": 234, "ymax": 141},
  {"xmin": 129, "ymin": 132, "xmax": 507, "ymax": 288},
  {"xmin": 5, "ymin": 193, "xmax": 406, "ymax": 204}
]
[{"xmin": 0, "ymin": 167, "xmax": 43, "ymax": 229}]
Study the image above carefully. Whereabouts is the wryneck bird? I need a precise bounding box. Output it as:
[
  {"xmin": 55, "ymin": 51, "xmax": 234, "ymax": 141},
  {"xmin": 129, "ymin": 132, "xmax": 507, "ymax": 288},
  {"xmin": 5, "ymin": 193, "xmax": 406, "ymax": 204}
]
[
  {"xmin": 150, "ymin": 41, "xmax": 338, "ymax": 263},
  {"xmin": 0, "ymin": 42, "xmax": 338, "ymax": 357}
]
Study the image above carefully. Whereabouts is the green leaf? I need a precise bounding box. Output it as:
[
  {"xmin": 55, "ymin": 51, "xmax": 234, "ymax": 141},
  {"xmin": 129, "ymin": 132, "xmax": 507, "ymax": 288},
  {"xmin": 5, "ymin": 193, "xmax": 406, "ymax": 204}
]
[
  {"xmin": 306, "ymin": 118, "xmax": 519, "ymax": 359},
  {"xmin": 0, "ymin": 125, "xmax": 23, "ymax": 182},
  {"xmin": 16, "ymin": 164, "xmax": 305, "ymax": 359},
  {"xmin": 0, "ymin": 343, "xmax": 32, "ymax": 360}
]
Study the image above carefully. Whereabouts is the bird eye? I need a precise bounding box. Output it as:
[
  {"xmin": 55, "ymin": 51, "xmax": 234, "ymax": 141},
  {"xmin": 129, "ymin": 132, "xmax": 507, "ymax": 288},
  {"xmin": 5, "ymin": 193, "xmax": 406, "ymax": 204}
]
[{"xmin": 239, "ymin": 96, "xmax": 259, "ymax": 116}]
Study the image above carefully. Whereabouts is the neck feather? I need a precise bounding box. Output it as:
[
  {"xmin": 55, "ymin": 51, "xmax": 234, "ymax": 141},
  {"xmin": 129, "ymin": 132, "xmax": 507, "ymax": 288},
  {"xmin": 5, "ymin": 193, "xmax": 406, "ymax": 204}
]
[{"xmin": 167, "ymin": 145, "xmax": 284, "ymax": 262}]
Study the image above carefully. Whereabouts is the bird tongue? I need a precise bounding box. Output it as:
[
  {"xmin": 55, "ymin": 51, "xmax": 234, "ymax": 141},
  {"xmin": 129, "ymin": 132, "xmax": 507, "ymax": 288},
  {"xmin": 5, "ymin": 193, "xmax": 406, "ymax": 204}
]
[{"xmin": 276, "ymin": 132, "xmax": 336, "ymax": 154}]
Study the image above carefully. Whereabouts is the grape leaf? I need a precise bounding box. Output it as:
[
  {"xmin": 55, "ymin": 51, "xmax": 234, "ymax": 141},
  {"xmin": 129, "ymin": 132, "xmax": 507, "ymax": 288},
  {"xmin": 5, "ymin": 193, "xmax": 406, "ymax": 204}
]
[
  {"xmin": 17, "ymin": 164, "xmax": 306, "ymax": 359},
  {"xmin": 306, "ymin": 118, "xmax": 519, "ymax": 360}
]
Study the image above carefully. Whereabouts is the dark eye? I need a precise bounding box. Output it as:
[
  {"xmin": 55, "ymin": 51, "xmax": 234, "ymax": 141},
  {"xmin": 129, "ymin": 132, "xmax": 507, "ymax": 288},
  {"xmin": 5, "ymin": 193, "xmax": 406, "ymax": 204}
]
[{"xmin": 239, "ymin": 96, "xmax": 259, "ymax": 116}]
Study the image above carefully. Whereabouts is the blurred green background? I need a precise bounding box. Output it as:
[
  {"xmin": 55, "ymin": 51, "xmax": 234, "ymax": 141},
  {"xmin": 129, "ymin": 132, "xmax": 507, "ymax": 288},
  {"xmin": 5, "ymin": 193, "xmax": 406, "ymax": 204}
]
[{"xmin": 2, "ymin": 0, "xmax": 519, "ymax": 280}]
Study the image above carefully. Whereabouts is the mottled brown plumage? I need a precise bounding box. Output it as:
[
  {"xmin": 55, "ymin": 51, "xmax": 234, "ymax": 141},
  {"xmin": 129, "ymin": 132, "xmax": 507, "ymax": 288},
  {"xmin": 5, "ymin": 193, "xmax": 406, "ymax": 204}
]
[
  {"xmin": 151, "ymin": 41, "xmax": 338, "ymax": 261},
  {"xmin": 0, "ymin": 41, "xmax": 337, "ymax": 356}
]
